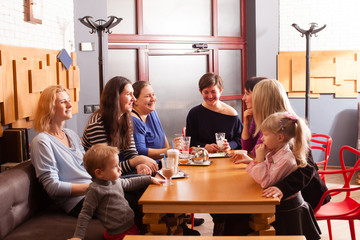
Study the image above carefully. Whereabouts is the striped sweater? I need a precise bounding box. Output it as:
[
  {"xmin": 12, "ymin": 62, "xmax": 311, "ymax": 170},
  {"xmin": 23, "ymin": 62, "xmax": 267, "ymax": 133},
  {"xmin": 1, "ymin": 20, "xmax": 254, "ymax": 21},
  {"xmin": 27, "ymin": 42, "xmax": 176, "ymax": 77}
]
[{"xmin": 82, "ymin": 113, "xmax": 138, "ymax": 173}]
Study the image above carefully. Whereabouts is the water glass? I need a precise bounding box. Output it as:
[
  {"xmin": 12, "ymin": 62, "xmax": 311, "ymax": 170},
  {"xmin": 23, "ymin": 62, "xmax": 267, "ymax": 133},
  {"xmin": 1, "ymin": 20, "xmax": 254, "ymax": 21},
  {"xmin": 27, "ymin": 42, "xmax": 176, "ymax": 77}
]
[
  {"xmin": 182, "ymin": 136, "xmax": 191, "ymax": 158},
  {"xmin": 215, "ymin": 132, "xmax": 226, "ymax": 151}
]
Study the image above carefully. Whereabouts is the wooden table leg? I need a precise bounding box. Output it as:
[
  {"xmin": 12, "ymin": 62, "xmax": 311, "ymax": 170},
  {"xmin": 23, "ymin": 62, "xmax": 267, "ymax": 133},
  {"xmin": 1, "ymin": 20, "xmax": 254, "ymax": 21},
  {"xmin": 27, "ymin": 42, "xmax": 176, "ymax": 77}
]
[{"xmin": 249, "ymin": 213, "xmax": 276, "ymax": 236}]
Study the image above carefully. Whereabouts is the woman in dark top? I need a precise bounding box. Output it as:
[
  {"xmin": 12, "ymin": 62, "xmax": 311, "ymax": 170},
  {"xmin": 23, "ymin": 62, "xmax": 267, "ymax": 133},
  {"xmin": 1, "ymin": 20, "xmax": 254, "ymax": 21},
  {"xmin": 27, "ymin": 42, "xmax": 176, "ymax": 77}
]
[{"xmin": 186, "ymin": 72, "xmax": 243, "ymax": 153}]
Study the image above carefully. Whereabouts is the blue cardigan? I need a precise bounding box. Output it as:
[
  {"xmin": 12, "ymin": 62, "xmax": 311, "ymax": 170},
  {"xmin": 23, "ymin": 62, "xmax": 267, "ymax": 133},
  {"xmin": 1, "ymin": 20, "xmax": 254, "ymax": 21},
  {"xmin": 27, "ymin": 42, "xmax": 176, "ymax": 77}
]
[
  {"xmin": 186, "ymin": 104, "xmax": 243, "ymax": 150},
  {"xmin": 132, "ymin": 110, "xmax": 166, "ymax": 157}
]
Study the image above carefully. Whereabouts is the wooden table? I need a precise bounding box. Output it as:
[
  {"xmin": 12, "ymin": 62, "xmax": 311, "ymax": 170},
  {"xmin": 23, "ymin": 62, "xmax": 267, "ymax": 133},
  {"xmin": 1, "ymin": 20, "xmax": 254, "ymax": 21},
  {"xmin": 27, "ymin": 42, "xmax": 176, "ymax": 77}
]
[
  {"xmin": 124, "ymin": 236, "xmax": 306, "ymax": 240},
  {"xmin": 139, "ymin": 156, "xmax": 280, "ymax": 235}
]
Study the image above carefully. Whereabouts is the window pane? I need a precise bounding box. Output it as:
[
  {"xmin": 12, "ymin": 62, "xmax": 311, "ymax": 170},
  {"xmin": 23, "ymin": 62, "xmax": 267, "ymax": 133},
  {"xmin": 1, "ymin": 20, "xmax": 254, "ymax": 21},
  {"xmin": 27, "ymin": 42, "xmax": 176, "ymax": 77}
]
[
  {"xmin": 107, "ymin": 0, "xmax": 136, "ymax": 34},
  {"xmin": 219, "ymin": 49, "xmax": 242, "ymax": 95},
  {"xmin": 108, "ymin": 49, "xmax": 138, "ymax": 81},
  {"xmin": 218, "ymin": 0, "xmax": 241, "ymax": 36},
  {"xmin": 143, "ymin": 0, "xmax": 211, "ymax": 36},
  {"xmin": 149, "ymin": 55, "xmax": 208, "ymax": 141}
]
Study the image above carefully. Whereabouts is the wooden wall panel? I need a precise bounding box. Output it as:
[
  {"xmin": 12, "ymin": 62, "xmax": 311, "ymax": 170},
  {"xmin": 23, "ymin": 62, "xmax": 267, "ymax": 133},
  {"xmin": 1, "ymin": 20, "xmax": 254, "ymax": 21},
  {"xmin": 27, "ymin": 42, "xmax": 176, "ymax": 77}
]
[
  {"xmin": 278, "ymin": 50, "xmax": 360, "ymax": 98},
  {"xmin": 0, "ymin": 45, "xmax": 80, "ymax": 134}
]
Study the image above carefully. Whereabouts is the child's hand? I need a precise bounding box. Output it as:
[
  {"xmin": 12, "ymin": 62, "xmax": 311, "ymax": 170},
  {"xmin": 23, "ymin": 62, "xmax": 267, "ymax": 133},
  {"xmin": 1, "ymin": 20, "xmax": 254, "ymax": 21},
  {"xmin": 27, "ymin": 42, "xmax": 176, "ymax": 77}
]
[
  {"xmin": 233, "ymin": 158, "xmax": 252, "ymax": 164},
  {"xmin": 254, "ymin": 144, "xmax": 266, "ymax": 162},
  {"xmin": 151, "ymin": 177, "xmax": 165, "ymax": 185},
  {"xmin": 262, "ymin": 186, "xmax": 283, "ymax": 200},
  {"xmin": 68, "ymin": 238, "xmax": 81, "ymax": 240}
]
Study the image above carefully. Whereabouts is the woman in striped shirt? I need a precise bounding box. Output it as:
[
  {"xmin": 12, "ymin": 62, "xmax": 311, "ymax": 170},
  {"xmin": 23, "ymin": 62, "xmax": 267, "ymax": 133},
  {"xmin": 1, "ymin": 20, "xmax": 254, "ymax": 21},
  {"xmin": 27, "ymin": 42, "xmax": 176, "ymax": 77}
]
[{"xmin": 82, "ymin": 76, "xmax": 158, "ymax": 175}]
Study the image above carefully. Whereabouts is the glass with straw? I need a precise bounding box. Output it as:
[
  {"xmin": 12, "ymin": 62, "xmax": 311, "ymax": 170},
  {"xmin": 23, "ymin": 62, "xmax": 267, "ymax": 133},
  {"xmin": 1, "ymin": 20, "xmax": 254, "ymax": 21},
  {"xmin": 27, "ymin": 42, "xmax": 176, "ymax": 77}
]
[{"xmin": 160, "ymin": 154, "xmax": 175, "ymax": 186}]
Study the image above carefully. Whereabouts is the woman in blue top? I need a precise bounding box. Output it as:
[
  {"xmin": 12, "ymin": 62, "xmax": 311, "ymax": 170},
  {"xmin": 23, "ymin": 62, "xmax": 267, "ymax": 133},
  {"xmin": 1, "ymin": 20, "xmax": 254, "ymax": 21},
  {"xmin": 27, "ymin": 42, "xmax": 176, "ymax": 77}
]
[
  {"xmin": 186, "ymin": 72, "xmax": 243, "ymax": 153},
  {"xmin": 131, "ymin": 81, "xmax": 177, "ymax": 160}
]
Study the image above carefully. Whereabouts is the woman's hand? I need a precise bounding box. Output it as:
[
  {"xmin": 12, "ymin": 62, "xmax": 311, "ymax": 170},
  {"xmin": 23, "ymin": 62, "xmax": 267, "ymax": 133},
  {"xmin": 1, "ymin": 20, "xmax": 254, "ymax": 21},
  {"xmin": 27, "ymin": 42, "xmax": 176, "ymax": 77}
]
[
  {"xmin": 243, "ymin": 108, "xmax": 253, "ymax": 125},
  {"xmin": 151, "ymin": 177, "xmax": 165, "ymax": 185},
  {"xmin": 136, "ymin": 164, "xmax": 152, "ymax": 175},
  {"xmin": 262, "ymin": 186, "xmax": 283, "ymax": 200},
  {"xmin": 222, "ymin": 139, "xmax": 231, "ymax": 152},
  {"xmin": 204, "ymin": 143, "xmax": 220, "ymax": 153},
  {"xmin": 173, "ymin": 137, "xmax": 182, "ymax": 150}
]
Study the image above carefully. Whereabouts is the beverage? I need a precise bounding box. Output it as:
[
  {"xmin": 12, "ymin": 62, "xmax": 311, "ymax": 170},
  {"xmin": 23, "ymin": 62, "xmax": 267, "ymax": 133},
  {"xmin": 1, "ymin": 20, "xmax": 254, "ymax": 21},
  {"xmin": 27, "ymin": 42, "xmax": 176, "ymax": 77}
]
[
  {"xmin": 167, "ymin": 149, "xmax": 180, "ymax": 174},
  {"xmin": 179, "ymin": 159, "xmax": 189, "ymax": 164},
  {"xmin": 162, "ymin": 168, "xmax": 174, "ymax": 179},
  {"xmin": 216, "ymin": 140, "xmax": 224, "ymax": 150},
  {"xmin": 215, "ymin": 132, "xmax": 225, "ymax": 151},
  {"xmin": 182, "ymin": 136, "xmax": 191, "ymax": 158}
]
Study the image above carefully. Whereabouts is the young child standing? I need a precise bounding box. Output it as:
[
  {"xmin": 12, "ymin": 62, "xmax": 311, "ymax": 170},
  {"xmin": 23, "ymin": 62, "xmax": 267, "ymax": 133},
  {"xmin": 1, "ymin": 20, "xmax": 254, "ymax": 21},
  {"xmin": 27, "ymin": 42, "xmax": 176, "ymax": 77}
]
[
  {"xmin": 242, "ymin": 112, "xmax": 321, "ymax": 240},
  {"xmin": 68, "ymin": 144, "xmax": 164, "ymax": 240}
]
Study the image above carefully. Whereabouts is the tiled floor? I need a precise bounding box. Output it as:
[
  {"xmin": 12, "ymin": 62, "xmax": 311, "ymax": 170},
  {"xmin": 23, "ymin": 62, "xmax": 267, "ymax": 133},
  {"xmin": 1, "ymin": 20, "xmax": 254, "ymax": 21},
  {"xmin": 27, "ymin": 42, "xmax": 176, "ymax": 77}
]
[{"xmin": 192, "ymin": 173, "xmax": 360, "ymax": 239}]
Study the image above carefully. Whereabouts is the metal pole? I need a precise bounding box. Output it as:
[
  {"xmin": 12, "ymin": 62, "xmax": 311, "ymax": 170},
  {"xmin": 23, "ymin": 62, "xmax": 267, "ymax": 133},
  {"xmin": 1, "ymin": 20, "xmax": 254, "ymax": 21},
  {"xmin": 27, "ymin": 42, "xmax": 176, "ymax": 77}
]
[
  {"xmin": 305, "ymin": 33, "xmax": 310, "ymax": 121},
  {"xmin": 291, "ymin": 23, "xmax": 326, "ymax": 123},
  {"xmin": 97, "ymin": 30, "xmax": 104, "ymax": 96}
]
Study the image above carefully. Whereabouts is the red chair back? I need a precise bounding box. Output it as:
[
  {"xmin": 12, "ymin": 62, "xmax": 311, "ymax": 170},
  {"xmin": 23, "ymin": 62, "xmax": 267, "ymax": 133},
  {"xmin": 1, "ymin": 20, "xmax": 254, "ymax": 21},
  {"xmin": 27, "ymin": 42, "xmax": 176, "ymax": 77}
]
[
  {"xmin": 314, "ymin": 146, "xmax": 360, "ymax": 240},
  {"xmin": 311, "ymin": 134, "xmax": 332, "ymax": 183}
]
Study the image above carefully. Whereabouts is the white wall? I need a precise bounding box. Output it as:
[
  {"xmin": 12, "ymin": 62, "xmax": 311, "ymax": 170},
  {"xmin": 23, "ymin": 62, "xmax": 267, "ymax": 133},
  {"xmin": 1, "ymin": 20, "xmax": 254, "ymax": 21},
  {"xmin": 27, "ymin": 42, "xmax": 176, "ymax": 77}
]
[
  {"xmin": 252, "ymin": 0, "xmax": 360, "ymax": 166},
  {"xmin": 279, "ymin": 0, "xmax": 360, "ymax": 51},
  {"xmin": 0, "ymin": 0, "xmax": 75, "ymax": 52}
]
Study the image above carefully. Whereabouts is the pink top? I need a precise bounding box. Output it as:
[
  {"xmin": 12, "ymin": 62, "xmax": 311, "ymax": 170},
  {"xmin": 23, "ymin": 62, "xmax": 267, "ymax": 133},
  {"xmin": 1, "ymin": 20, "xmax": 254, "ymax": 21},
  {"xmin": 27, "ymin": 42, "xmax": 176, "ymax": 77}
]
[{"xmin": 246, "ymin": 144, "xmax": 298, "ymax": 188}]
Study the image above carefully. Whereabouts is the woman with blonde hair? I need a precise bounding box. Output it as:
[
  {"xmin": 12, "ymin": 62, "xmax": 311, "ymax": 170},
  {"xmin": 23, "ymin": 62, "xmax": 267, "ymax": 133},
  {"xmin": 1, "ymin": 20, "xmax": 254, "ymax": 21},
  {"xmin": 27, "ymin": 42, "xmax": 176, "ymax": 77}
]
[{"xmin": 31, "ymin": 85, "xmax": 92, "ymax": 217}]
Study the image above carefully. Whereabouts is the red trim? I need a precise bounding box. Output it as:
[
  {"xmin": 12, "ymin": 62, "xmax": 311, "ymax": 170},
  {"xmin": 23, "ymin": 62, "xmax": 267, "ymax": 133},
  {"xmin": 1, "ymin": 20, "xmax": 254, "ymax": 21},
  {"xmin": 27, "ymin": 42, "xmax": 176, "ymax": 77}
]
[
  {"xmin": 212, "ymin": 0, "xmax": 218, "ymax": 37},
  {"xmin": 220, "ymin": 95, "xmax": 243, "ymax": 101},
  {"xmin": 136, "ymin": 0, "xmax": 143, "ymax": 35},
  {"xmin": 108, "ymin": 34, "xmax": 245, "ymax": 44}
]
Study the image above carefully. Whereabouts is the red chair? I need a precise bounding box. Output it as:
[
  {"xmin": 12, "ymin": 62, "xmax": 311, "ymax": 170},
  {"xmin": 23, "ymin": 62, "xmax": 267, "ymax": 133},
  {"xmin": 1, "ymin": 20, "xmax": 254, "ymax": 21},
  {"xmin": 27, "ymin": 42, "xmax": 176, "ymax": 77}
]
[
  {"xmin": 311, "ymin": 134, "xmax": 332, "ymax": 183},
  {"xmin": 314, "ymin": 146, "xmax": 360, "ymax": 240}
]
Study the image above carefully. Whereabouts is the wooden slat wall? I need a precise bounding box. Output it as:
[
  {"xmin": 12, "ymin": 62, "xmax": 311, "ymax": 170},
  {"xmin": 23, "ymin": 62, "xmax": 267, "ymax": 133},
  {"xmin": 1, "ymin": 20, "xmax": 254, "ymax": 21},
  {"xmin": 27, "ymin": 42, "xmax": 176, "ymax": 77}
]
[
  {"xmin": 0, "ymin": 45, "xmax": 80, "ymax": 136},
  {"xmin": 278, "ymin": 50, "xmax": 360, "ymax": 98}
]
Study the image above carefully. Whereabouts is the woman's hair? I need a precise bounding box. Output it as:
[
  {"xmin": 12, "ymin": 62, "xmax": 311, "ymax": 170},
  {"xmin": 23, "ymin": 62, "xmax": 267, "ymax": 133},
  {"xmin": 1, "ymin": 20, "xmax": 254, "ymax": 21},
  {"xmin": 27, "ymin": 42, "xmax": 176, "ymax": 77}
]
[
  {"xmin": 34, "ymin": 85, "xmax": 69, "ymax": 132},
  {"xmin": 84, "ymin": 144, "xmax": 119, "ymax": 178},
  {"xmin": 252, "ymin": 79, "xmax": 296, "ymax": 135},
  {"xmin": 260, "ymin": 112, "xmax": 311, "ymax": 168},
  {"xmin": 198, "ymin": 72, "xmax": 223, "ymax": 92},
  {"xmin": 98, "ymin": 76, "xmax": 133, "ymax": 150},
  {"xmin": 133, "ymin": 81, "xmax": 151, "ymax": 99},
  {"xmin": 244, "ymin": 77, "xmax": 268, "ymax": 92}
]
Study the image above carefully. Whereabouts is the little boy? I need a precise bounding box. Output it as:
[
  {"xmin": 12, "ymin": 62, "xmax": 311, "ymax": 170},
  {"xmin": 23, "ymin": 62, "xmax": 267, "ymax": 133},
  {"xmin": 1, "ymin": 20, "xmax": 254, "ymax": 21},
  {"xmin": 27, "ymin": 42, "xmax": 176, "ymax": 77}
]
[{"xmin": 68, "ymin": 144, "xmax": 164, "ymax": 240}]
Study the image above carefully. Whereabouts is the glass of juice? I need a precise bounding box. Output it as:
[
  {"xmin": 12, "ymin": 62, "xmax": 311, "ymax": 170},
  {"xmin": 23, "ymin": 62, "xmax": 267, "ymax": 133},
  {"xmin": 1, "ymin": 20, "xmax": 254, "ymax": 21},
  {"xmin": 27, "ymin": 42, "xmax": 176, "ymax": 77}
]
[{"xmin": 161, "ymin": 157, "xmax": 175, "ymax": 186}]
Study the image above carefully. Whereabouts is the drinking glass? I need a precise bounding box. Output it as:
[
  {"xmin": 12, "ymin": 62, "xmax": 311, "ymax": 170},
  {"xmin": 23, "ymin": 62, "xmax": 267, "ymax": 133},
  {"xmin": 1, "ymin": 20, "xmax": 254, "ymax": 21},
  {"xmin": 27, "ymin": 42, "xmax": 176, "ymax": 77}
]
[
  {"xmin": 167, "ymin": 149, "xmax": 180, "ymax": 174},
  {"xmin": 215, "ymin": 132, "xmax": 226, "ymax": 151},
  {"xmin": 161, "ymin": 158, "xmax": 175, "ymax": 186},
  {"xmin": 182, "ymin": 136, "xmax": 191, "ymax": 158}
]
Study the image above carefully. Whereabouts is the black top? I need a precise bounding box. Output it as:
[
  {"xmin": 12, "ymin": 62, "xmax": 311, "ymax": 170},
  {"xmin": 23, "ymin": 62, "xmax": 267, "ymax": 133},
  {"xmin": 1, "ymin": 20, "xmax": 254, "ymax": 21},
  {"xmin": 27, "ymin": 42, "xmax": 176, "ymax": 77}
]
[
  {"xmin": 186, "ymin": 104, "xmax": 243, "ymax": 149},
  {"xmin": 275, "ymin": 150, "xmax": 330, "ymax": 209}
]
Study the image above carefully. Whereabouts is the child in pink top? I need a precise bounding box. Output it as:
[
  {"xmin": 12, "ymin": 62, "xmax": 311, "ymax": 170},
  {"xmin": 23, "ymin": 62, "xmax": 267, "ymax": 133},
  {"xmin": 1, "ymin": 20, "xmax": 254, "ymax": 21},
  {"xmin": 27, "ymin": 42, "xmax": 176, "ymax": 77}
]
[{"xmin": 240, "ymin": 112, "xmax": 321, "ymax": 240}]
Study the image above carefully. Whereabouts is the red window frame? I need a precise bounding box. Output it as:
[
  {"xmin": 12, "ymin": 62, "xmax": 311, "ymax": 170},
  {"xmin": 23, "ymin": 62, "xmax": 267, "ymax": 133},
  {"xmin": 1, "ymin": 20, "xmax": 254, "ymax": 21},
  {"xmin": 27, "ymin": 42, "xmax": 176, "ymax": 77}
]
[{"xmin": 108, "ymin": 0, "xmax": 247, "ymax": 102}]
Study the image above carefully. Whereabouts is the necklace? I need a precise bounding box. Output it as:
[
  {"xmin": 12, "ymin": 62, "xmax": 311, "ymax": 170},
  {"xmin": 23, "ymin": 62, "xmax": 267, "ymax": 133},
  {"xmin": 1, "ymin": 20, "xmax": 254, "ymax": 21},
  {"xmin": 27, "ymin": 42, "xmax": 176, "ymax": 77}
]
[{"xmin": 49, "ymin": 130, "xmax": 66, "ymax": 140}]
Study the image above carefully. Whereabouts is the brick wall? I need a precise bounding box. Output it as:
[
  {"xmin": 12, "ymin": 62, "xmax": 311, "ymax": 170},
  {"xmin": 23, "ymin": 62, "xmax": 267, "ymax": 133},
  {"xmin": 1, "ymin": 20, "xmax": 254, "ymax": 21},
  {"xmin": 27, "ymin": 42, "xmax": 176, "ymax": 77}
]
[
  {"xmin": 0, "ymin": 0, "xmax": 74, "ymax": 52},
  {"xmin": 279, "ymin": 0, "xmax": 360, "ymax": 51}
]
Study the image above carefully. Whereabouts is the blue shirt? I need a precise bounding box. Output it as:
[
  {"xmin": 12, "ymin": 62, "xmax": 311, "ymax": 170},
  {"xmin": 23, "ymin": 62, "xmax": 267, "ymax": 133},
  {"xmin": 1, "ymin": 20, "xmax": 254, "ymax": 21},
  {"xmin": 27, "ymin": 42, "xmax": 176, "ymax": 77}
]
[
  {"xmin": 132, "ymin": 110, "xmax": 166, "ymax": 158},
  {"xmin": 31, "ymin": 128, "xmax": 92, "ymax": 213}
]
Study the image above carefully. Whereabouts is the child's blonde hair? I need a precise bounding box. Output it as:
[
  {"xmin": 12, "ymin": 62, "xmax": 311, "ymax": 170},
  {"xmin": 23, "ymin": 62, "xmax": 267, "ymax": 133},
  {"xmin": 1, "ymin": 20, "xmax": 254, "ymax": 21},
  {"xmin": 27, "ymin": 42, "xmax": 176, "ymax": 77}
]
[
  {"xmin": 260, "ymin": 112, "xmax": 311, "ymax": 168},
  {"xmin": 83, "ymin": 144, "xmax": 119, "ymax": 178}
]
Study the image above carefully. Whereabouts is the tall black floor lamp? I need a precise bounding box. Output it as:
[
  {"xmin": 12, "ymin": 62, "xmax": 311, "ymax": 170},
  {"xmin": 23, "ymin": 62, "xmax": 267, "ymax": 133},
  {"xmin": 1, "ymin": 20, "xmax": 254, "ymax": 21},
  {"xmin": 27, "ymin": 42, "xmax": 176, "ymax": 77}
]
[
  {"xmin": 292, "ymin": 23, "xmax": 326, "ymax": 122},
  {"xmin": 79, "ymin": 16, "xmax": 122, "ymax": 97}
]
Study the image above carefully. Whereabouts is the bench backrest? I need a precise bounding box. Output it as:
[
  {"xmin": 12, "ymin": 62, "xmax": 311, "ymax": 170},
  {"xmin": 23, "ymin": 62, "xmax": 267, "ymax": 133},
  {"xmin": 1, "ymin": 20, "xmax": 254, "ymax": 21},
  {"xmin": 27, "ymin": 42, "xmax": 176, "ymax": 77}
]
[{"xmin": 0, "ymin": 161, "xmax": 49, "ymax": 239}]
